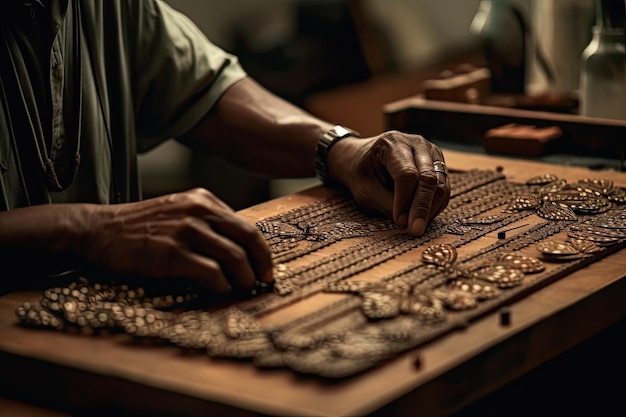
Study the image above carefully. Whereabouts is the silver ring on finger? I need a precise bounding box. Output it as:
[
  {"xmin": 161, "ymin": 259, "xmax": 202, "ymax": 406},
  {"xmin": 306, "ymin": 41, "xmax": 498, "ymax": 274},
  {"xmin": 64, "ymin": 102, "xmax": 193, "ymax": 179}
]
[{"xmin": 433, "ymin": 160, "xmax": 448, "ymax": 176}]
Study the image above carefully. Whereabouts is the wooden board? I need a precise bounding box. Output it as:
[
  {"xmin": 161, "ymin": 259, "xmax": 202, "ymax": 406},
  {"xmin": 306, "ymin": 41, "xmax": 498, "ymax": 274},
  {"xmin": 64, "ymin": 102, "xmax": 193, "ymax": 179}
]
[{"xmin": 1, "ymin": 151, "xmax": 626, "ymax": 417}]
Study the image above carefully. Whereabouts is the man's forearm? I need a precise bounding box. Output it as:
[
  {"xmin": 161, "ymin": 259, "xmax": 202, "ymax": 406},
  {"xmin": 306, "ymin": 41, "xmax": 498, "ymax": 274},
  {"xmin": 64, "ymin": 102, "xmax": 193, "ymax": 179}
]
[
  {"xmin": 0, "ymin": 205, "xmax": 89, "ymax": 294},
  {"xmin": 179, "ymin": 77, "xmax": 335, "ymax": 179}
]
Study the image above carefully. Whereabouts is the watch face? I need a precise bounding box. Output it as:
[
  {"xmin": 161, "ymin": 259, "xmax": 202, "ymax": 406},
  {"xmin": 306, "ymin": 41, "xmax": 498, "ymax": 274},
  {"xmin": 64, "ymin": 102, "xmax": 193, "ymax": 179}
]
[
  {"xmin": 333, "ymin": 125, "xmax": 352, "ymax": 138},
  {"xmin": 330, "ymin": 125, "xmax": 360, "ymax": 140}
]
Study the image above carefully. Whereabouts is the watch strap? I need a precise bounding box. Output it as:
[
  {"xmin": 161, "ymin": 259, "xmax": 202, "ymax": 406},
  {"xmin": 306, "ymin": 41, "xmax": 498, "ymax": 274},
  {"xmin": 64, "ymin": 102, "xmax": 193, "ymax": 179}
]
[{"xmin": 314, "ymin": 125, "xmax": 360, "ymax": 187}]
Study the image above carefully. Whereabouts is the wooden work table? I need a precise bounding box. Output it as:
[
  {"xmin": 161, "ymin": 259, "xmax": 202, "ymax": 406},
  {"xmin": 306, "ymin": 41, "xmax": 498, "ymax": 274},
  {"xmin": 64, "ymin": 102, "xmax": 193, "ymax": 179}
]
[{"xmin": 1, "ymin": 150, "xmax": 626, "ymax": 417}]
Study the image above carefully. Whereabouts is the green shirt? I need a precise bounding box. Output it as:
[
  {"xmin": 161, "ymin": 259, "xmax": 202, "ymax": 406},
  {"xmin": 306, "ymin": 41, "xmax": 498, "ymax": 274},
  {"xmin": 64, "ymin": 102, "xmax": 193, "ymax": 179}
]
[{"xmin": 0, "ymin": 0, "xmax": 247, "ymax": 210}]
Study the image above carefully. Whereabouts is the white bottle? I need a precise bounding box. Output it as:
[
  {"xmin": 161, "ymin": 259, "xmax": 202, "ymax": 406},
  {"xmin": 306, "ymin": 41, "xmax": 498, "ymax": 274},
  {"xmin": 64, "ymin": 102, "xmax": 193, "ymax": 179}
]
[
  {"xmin": 470, "ymin": 0, "xmax": 526, "ymax": 93},
  {"xmin": 579, "ymin": 0, "xmax": 626, "ymax": 120}
]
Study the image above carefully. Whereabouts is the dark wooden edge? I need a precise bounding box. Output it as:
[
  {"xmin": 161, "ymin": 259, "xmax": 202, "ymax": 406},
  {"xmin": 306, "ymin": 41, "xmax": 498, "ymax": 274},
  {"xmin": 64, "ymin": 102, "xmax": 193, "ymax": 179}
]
[
  {"xmin": 0, "ymin": 352, "xmax": 259, "ymax": 417},
  {"xmin": 373, "ymin": 273, "xmax": 626, "ymax": 416},
  {"xmin": 383, "ymin": 96, "xmax": 626, "ymax": 159}
]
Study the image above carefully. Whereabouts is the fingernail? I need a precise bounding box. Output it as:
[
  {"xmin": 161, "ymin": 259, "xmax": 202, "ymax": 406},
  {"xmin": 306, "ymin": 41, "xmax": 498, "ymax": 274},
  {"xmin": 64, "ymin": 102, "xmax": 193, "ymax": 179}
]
[
  {"xmin": 397, "ymin": 214, "xmax": 408, "ymax": 227},
  {"xmin": 263, "ymin": 268, "xmax": 274, "ymax": 283},
  {"xmin": 410, "ymin": 218, "xmax": 426, "ymax": 236}
]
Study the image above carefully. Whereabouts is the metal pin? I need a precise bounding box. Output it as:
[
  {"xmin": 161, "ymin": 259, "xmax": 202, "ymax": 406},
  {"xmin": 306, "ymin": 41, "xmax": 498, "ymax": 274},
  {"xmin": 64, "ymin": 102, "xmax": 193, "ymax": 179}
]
[
  {"xmin": 499, "ymin": 307, "xmax": 511, "ymax": 326},
  {"xmin": 414, "ymin": 352, "xmax": 423, "ymax": 370},
  {"xmin": 497, "ymin": 223, "xmax": 529, "ymax": 240}
]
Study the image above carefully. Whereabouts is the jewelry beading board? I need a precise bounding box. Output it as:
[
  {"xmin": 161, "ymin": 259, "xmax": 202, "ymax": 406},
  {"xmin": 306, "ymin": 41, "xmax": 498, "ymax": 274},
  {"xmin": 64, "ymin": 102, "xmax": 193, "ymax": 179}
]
[{"xmin": 15, "ymin": 169, "xmax": 626, "ymax": 378}]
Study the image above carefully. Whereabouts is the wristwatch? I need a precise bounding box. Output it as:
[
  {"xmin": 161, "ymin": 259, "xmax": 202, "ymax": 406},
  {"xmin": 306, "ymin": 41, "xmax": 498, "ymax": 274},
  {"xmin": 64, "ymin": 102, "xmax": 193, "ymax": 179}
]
[{"xmin": 314, "ymin": 125, "xmax": 361, "ymax": 187}]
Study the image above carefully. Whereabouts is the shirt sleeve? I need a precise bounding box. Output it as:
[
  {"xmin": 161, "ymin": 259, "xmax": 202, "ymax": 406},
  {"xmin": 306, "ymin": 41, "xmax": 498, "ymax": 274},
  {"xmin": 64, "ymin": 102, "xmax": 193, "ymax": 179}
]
[{"xmin": 128, "ymin": 0, "xmax": 247, "ymax": 152}]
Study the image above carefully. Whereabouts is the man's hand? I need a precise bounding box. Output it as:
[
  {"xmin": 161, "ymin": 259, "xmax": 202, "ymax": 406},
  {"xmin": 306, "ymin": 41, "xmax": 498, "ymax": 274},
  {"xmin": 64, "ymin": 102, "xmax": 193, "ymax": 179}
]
[
  {"xmin": 327, "ymin": 131, "xmax": 451, "ymax": 236},
  {"xmin": 82, "ymin": 188, "xmax": 273, "ymax": 293},
  {"xmin": 0, "ymin": 188, "xmax": 272, "ymax": 294}
]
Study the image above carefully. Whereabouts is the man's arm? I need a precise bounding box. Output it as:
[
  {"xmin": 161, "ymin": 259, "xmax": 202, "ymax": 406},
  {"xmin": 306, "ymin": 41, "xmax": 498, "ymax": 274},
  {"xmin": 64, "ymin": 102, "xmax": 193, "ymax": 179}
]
[
  {"xmin": 0, "ymin": 189, "xmax": 273, "ymax": 296},
  {"xmin": 179, "ymin": 77, "xmax": 451, "ymax": 236},
  {"xmin": 177, "ymin": 77, "xmax": 333, "ymax": 179},
  {"xmin": 0, "ymin": 205, "xmax": 89, "ymax": 294},
  {"xmin": 0, "ymin": 78, "xmax": 448, "ymax": 296}
]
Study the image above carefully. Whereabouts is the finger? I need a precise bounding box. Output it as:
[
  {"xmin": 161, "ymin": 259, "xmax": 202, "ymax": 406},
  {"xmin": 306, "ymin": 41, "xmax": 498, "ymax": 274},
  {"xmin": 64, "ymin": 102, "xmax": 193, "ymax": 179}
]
[
  {"xmin": 408, "ymin": 152, "xmax": 440, "ymax": 236},
  {"xmin": 386, "ymin": 142, "xmax": 420, "ymax": 227},
  {"xmin": 204, "ymin": 213, "xmax": 274, "ymax": 285},
  {"xmin": 431, "ymin": 160, "xmax": 451, "ymax": 218},
  {"xmin": 177, "ymin": 253, "xmax": 233, "ymax": 293},
  {"xmin": 355, "ymin": 185, "xmax": 395, "ymax": 221},
  {"xmin": 408, "ymin": 172, "xmax": 438, "ymax": 236},
  {"xmin": 156, "ymin": 216, "xmax": 265, "ymax": 290},
  {"xmin": 194, "ymin": 226, "xmax": 260, "ymax": 290},
  {"xmin": 153, "ymin": 189, "xmax": 273, "ymax": 286},
  {"xmin": 432, "ymin": 159, "xmax": 448, "ymax": 187},
  {"xmin": 361, "ymin": 135, "xmax": 418, "ymax": 225},
  {"xmin": 431, "ymin": 181, "xmax": 450, "ymax": 219},
  {"xmin": 126, "ymin": 234, "xmax": 233, "ymax": 293},
  {"xmin": 134, "ymin": 217, "xmax": 258, "ymax": 291}
]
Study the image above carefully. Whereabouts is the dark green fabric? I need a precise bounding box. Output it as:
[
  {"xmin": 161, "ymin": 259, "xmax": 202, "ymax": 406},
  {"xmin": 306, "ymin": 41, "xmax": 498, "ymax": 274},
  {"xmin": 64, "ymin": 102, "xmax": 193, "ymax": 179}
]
[{"xmin": 0, "ymin": 0, "xmax": 246, "ymax": 209}]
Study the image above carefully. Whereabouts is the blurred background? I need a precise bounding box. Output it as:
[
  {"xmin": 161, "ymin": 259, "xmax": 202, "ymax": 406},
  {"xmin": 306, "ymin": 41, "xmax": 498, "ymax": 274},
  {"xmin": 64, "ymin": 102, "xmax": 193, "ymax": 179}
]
[{"xmin": 138, "ymin": 0, "xmax": 541, "ymax": 209}]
